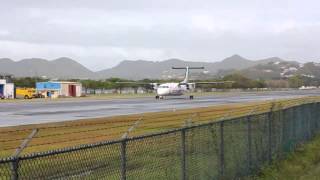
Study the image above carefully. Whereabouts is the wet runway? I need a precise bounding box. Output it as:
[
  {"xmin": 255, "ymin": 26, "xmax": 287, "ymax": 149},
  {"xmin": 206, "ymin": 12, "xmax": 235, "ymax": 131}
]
[{"xmin": 1, "ymin": 90, "xmax": 319, "ymax": 127}]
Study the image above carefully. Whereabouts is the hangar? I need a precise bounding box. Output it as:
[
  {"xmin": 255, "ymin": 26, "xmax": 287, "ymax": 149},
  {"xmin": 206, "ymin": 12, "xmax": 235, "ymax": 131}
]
[
  {"xmin": 0, "ymin": 79, "xmax": 15, "ymax": 99},
  {"xmin": 36, "ymin": 81, "xmax": 82, "ymax": 98}
]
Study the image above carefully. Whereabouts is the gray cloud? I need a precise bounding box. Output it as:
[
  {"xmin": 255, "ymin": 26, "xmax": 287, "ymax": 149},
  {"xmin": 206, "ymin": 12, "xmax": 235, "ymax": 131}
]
[{"xmin": 0, "ymin": 0, "xmax": 320, "ymax": 70}]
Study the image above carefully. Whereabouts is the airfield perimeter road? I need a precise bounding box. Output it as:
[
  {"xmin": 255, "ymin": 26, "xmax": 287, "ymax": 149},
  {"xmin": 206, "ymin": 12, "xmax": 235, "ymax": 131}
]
[{"xmin": 1, "ymin": 90, "xmax": 320, "ymax": 127}]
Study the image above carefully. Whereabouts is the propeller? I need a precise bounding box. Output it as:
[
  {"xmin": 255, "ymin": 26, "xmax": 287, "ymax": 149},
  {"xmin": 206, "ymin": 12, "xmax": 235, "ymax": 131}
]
[{"xmin": 178, "ymin": 83, "xmax": 190, "ymax": 90}]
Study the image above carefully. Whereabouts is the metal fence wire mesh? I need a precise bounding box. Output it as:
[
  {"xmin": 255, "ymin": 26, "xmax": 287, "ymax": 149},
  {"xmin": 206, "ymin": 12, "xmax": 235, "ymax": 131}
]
[{"xmin": 1, "ymin": 102, "xmax": 320, "ymax": 180}]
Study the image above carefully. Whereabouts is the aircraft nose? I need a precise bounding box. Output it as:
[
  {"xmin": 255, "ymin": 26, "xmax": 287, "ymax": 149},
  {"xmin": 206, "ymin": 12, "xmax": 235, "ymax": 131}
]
[{"xmin": 157, "ymin": 88, "xmax": 169, "ymax": 95}]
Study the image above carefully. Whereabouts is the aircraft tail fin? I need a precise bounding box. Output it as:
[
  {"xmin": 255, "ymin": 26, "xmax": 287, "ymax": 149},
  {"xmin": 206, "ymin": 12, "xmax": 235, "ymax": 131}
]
[{"xmin": 172, "ymin": 66, "xmax": 204, "ymax": 83}]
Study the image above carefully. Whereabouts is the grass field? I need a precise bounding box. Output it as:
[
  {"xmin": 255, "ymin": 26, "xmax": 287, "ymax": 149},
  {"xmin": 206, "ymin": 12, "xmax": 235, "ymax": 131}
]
[
  {"xmin": 1, "ymin": 96, "xmax": 319, "ymax": 158},
  {"xmin": 256, "ymin": 133, "xmax": 320, "ymax": 180}
]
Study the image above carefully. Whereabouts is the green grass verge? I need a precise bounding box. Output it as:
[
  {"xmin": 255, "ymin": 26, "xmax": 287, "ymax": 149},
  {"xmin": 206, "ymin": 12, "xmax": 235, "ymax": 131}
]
[{"xmin": 256, "ymin": 134, "xmax": 320, "ymax": 180}]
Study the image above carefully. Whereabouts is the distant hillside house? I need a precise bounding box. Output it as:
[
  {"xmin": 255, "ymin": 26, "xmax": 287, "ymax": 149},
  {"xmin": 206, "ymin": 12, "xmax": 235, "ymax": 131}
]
[
  {"xmin": 36, "ymin": 81, "xmax": 82, "ymax": 98},
  {"xmin": 0, "ymin": 79, "xmax": 15, "ymax": 99}
]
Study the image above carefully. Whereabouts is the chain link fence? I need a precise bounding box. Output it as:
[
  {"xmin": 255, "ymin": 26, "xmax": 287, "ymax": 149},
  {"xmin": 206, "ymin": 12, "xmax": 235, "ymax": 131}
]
[{"xmin": 1, "ymin": 102, "xmax": 320, "ymax": 179}]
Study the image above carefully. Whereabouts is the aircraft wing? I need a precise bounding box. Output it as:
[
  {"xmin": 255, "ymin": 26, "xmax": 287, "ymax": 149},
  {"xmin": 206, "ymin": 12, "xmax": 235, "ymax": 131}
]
[
  {"xmin": 194, "ymin": 81, "xmax": 234, "ymax": 84},
  {"xmin": 115, "ymin": 82, "xmax": 159, "ymax": 89},
  {"xmin": 115, "ymin": 82, "xmax": 155, "ymax": 85}
]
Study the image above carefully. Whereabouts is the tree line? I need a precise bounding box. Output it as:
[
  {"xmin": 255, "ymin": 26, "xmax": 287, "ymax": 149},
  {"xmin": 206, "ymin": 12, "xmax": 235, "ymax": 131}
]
[{"xmin": 11, "ymin": 74, "xmax": 320, "ymax": 92}]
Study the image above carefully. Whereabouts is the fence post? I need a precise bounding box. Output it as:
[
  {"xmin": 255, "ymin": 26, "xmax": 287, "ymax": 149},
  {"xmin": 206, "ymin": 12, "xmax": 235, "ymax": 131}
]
[
  {"xmin": 11, "ymin": 128, "xmax": 38, "ymax": 180},
  {"xmin": 246, "ymin": 107, "xmax": 257, "ymax": 173},
  {"xmin": 314, "ymin": 102, "xmax": 319, "ymax": 134},
  {"xmin": 311, "ymin": 103, "xmax": 317, "ymax": 137},
  {"xmin": 292, "ymin": 106, "xmax": 298, "ymax": 146},
  {"xmin": 121, "ymin": 118, "xmax": 142, "ymax": 139},
  {"xmin": 219, "ymin": 121, "xmax": 225, "ymax": 178},
  {"xmin": 303, "ymin": 104, "xmax": 308, "ymax": 140},
  {"xmin": 281, "ymin": 107, "xmax": 288, "ymax": 155},
  {"xmin": 120, "ymin": 139, "xmax": 127, "ymax": 180},
  {"xmin": 316, "ymin": 102, "xmax": 320, "ymax": 132},
  {"xmin": 276, "ymin": 104, "xmax": 283, "ymax": 159},
  {"xmin": 267, "ymin": 106, "xmax": 274, "ymax": 164},
  {"xmin": 304, "ymin": 104, "xmax": 308, "ymax": 138},
  {"xmin": 247, "ymin": 116, "xmax": 252, "ymax": 173},
  {"xmin": 11, "ymin": 157, "xmax": 19, "ymax": 180},
  {"xmin": 181, "ymin": 129, "xmax": 186, "ymax": 180},
  {"xmin": 12, "ymin": 129, "xmax": 38, "ymax": 157},
  {"xmin": 308, "ymin": 103, "xmax": 312, "ymax": 139}
]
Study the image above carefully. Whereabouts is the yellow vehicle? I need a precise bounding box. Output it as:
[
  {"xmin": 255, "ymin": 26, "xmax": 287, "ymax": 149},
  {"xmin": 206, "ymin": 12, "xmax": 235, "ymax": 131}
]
[{"xmin": 16, "ymin": 88, "xmax": 36, "ymax": 99}]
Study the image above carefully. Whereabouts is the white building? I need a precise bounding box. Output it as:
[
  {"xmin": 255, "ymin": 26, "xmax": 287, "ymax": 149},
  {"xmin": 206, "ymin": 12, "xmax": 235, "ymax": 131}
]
[{"xmin": 0, "ymin": 79, "xmax": 15, "ymax": 99}]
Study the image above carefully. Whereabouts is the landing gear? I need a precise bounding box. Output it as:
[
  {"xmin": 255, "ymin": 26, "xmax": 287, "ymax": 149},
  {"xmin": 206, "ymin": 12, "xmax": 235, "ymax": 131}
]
[
  {"xmin": 156, "ymin": 95, "xmax": 165, "ymax": 100},
  {"xmin": 189, "ymin": 95, "xmax": 194, "ymax": 100}
]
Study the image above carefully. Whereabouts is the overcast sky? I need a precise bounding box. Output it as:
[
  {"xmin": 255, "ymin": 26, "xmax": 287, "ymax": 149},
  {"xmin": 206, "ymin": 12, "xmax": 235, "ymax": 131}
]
[{"xmin": 0, "ymin": 0, "xmax": 319, "ymax": 71}]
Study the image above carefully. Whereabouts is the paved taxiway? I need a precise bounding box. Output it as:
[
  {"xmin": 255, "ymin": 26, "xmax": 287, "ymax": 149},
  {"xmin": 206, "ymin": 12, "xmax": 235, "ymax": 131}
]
[{"xmin": 0, "ymin": 90, "xmax": 319, "ymax": 127}]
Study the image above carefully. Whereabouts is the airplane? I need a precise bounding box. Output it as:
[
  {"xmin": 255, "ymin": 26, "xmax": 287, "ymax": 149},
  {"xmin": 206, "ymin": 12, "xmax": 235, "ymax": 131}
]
[{"xmin": 118, "ymin": 66, "xmax": 233, "ymax": 100}]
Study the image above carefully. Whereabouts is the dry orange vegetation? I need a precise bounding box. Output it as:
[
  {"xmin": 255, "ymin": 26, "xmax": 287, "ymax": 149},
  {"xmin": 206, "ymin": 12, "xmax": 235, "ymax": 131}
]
[{"xmin": 1, "ymin": 96, "xmax": 320, "ymax": 158}]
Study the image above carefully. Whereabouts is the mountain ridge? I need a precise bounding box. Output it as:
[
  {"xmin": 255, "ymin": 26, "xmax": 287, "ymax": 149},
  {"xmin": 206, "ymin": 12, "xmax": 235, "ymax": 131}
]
[{"xmin": 0, "ymin": 55, "xmax": 302, "ymax": 79}]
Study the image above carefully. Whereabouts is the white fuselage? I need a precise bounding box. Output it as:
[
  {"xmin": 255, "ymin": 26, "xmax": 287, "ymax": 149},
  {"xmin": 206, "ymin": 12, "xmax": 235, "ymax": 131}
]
[{"xmin": 156, "ymin": 83, "xmax": 189, "ymax": 96}]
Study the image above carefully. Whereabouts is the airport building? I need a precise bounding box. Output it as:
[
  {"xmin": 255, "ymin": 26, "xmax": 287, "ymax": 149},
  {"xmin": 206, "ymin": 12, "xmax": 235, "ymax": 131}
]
[
  {"xmin": 0, "ymin": 79, "xmax": 15, "ymax": 99},
  {"xmin": 36, "ymin": 81, "xmax": 82, "ymax": 98}
]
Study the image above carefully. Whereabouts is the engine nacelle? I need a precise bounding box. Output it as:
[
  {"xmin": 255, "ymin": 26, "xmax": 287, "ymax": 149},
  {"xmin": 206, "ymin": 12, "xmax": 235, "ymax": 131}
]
[
  {"xmin": 150, "ymin": 83, "xmax": 160, "ymax": 90},
  {"xmin": 187, "ymin": 83, "xmax": 196, "ymax": 90}
]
